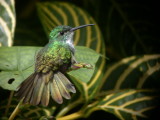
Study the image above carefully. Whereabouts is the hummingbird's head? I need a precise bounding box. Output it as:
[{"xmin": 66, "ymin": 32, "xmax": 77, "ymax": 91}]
[
  {"xmin": 49, "ymin": 24, "xmax": 94, "ymax": 44},
  {"xmin": 49, "ymin": 26, "xmax": 73, "ymax": 43}
]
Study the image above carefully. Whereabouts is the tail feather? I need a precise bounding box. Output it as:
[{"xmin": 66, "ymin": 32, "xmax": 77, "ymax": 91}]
[
  {"xmin": 50, "ymin": 78, "xmax": 63, "ymax": 104},
  {"xmin": 23, "ymin": 73, "xmax": 39, "ymax": 103},
  {"xmin": 15, "ymin": 73, "xmax": 36, "ymax": 98},
  {"xmin": 30, "ymin": 76, "xmax": 45, "ymax": 105},
  {"xmin": 41, "ymin": 84, "xmax": 50, "ymax": 106},
  {"xmin": 15, "ymin": 71, "xmax": 76, "ymax": 106},
  {"xmin": 23, "ymin": 82, "xmax": 34, "ymax": 103},
  {"xmin": 35, "ymin": 77, "xmax": 45, "ymax": 105},
  {"xmin": 54, "ymin": 74, "xmax": 71, "ymax": 99},
  {"xmin": 41, "ymin": 71, "xmax": 52, "ymax": 106},
  {"xmin": 57, "ymin": 72, "xmax": 76, "ymax": 93},
  {"xmin": 45, "ymin": 71, "xmax": 53, "ymax": 83}
]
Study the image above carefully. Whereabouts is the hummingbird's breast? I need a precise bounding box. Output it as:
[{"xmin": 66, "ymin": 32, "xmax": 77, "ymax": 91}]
[{"xmin": 35, "ymin": 42, "xmax": 73, "ymax": 73}]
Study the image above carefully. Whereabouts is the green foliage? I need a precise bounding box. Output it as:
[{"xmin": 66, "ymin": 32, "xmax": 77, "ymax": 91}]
[
  {"xmin": 37, "ymin": 1, "xmax": 106, "ymax": 100},
  {"xmin": 94, "ymin": 0, "xmax": 159, "ymax": 58},
  {"xmin": 0, "ymin": 0, "xmax": 159, "ymax": 120},
  {"xmin": 0, "ymin": 98, "xmax": 56, "ymax": 119},
  {"xmin": 102, "ymin": 55, "xmax": 160, "ymax": 91},
  {"xmin": 0, "ymin": 47, "xmax": 39, "ymax": 90},
  {"xmin": 0, "ymin": 46, "xmax": 99, "ymax": 91},
  {"xmin": 0, "ymin": 0, "xmax": 16, "ymax": 46},
  {"xmin": 36, "ymin": 2, "xmax": 104, "ymax": 52},
  {"xmin": 84, "ymin": 89, "xmax": 159, "ymax": 120}
]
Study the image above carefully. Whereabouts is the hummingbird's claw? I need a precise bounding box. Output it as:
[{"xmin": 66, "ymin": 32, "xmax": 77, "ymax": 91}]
[
  {"xmin": 70, "ymin": 63, "xmax": 93, "ymax": 70},
  {"xmin": 83, "ymin": 63, "xmax": 93, "ymax": 69}
]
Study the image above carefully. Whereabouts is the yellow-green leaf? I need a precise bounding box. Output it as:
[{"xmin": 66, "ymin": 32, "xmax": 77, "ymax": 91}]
[
  {"xmin": 0, "ymin": 0, "xmax": 16, "ymax": 46},
  {"xmin": 84, "ymin": 89, "xmax": 159, "ymax": 120},
  {"xmin": 102, "ymin": 55, "xmax": 160, "ymax": 91},
  {"xmin": 0, "ymin": 98, "xmax": 55, "ymax": 119}
]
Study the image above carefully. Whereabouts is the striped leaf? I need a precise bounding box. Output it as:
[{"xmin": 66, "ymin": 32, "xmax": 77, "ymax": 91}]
[
  {"xmin": 36, "ymin": 2, "xmax": 103, "ymax": 51},
  {"xmin": 84, "ymin": 89, "xmax": 159, "ymax": 120},
  {"xmin": 0, "ymin": 98, "xmax": 55, "ymax": 119},
  {"xmin": 101, "ymin": 55, "xmax": 160, "ymax": 91},
  {"xmin": 36, "ymin": 1, "xmax": 106, "ymax": 100},
  {"xmin": 0, "ymin": 0, "xmax": 16, "ymax": 46}
]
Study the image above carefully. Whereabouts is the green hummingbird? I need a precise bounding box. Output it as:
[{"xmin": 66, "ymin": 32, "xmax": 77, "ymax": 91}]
[{"xmin": 15, "ymin": 24, "xmax": 94, "ymax": 106}]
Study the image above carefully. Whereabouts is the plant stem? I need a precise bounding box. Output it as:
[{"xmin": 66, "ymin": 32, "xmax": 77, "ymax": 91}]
[
  {"xmin": 56, "ymin": 98, "xmax": 82, "ymax": 117},
  {"xmin": 8, "ymin": 98, "xmax": 24, "ymax": 120},
  {"xmin": 5, "ymin": 91, "xmax": 14, "ymax": 116},
  {"xmin": 57, "ymin": 111, "xmax": 82, "ymax": 120}
]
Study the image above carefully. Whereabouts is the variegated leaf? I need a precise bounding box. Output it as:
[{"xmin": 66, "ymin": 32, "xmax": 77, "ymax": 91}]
[
  {"xmin": 83, "ymin": 89, "xmax": 159, "ymax": 120},
  {"xmin": 0, "ymin": 98, "xmax": 55, "ymax": 119},
  {"xmin": 0, "ymin": 0, "xmax": 16, "ymax": 46},
  {"xmin": 101, "ymin": 55, "xmax": 160, "ymax": 91}
]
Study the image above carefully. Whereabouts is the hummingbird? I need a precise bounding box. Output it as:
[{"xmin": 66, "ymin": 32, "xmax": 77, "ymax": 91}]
[{"xmin": 15, "ymin": 24, "xmax": 94, "ymax": 106}]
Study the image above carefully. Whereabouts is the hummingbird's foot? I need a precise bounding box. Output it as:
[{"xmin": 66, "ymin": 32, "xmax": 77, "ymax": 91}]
[
  {"xmin": 78, "ymin": 63, "xmax": 93, "ymax": 69},
  {"xmin": 70, "ymin": 62, "xmax": 93, "ymax": 70}
]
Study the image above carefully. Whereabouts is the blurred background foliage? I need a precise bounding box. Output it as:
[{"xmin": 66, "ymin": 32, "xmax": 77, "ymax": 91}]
[
  {"xmin": 0, "ymin": 0, "xmax": 160, "ymax": 120},
  {"xmin": 14, "ymin": 0, "xmax": 159, "ymax": 60}
]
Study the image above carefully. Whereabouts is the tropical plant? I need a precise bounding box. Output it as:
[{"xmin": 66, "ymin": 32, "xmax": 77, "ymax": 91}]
[{"xmin": 0, "ymin": 0, "xmax": 159, "ymax": 120}]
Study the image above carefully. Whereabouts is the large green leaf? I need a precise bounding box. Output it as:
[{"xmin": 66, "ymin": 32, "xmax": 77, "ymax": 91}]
[
  {"xmin": 36, "ymin": 1, "xmax": 106, "ymax": 100},
  {"xmin": 0, "ymin": 0, "xmax": 16, "ymax": 46},
  {"xmin": 0, "ymin": 46, "xmax": 99, "ymax": 91},
  {"xmin": 68, "ymin": 46, "xmax": 99, "ymax": 84},
  {"xmin": 83, "ymin": 89, "xmax": 159, "ymax": 120},
  {"xmin": 101, "ymin": 55, "xmax": 160, "ymax": 91}
]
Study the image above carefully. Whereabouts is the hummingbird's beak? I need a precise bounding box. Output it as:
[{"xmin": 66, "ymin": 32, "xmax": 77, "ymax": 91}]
[{"xmin": 70, "ymin": 24, "xmax": 94, "ymax": 32}]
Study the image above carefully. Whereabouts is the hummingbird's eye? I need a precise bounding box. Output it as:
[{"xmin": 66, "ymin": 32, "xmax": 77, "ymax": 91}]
[{"xmin": 60, "ymin": 31, "xmax": 64, "ymax": 35}]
